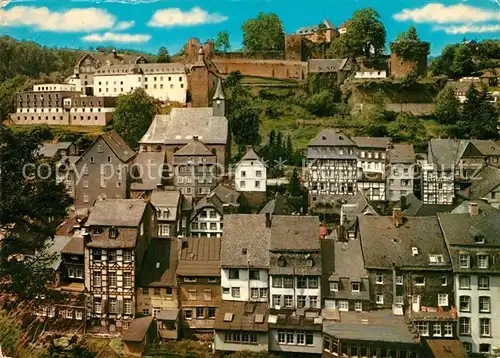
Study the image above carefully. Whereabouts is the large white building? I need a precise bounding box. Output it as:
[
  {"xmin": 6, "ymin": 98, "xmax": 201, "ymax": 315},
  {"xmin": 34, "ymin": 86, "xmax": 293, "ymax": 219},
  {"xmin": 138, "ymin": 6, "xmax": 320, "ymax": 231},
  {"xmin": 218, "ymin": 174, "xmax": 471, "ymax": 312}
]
[
  {"xmin": 386, "ymin": 144, "xmax": 416, "ymax": 202},
  {"xmin": 438, "ymin": 207, "xmax": 500, "ymax": 356},
  {"xmin": 93, "ymin": 63, "xmax": 187, "ymax": 103},
  {"xmin": 234, "ymin": 146, "xmax": 267, "ymax": 193}
]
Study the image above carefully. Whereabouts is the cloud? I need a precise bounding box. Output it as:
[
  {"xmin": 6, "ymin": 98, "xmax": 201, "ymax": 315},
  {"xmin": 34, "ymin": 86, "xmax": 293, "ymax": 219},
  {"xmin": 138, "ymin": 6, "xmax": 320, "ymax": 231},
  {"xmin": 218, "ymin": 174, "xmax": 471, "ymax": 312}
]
[
  {"xmin": 393, "ymin": 3, "xmax": 500, "ymax": 23},
  {"xmin": 115, "ymin": 20, "xmax": 135, "ymax": 31},
  {"xmin": 82, "ymin": 32, "xmax": 151, "ymax": 43},
  {"xmin": 434, "ymin": 24, "xmax": 500, "ymax": 34},
  {"xmin": 148, "ymin": 6, "xmax": 228, "ymax": 28},
  {"xmin": 101, "ymin": 0, "xmax": 160, "ymax": 3},
  {"xmin": 0, "ymin": 6, "xmax": 115, "ymax": 32}
]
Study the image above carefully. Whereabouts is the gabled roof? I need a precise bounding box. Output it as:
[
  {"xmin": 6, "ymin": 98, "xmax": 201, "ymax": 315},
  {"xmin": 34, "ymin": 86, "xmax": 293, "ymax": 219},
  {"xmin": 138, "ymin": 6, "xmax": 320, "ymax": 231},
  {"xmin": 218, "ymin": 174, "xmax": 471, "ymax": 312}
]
[
  {"xmin": 437, "ymin": 211, "xmax": 500, "ymax": 247},
  {"xmin": 260, "ymin": 193, "xmax": 298, "ymax": 216},
  {"xmin": 351, "ymin": 137, "xmax": 391, "ymax": 149},
  {"xmin": 388, "ymin": 144, "xmax": 415, "ymax": 164},
  {"xmin": 308, "ymin": 59, "xmax": 352, "ymax": 73},
  {"xmin": 451, "ymin": 200, "xmax": 498, "ymax": 214},
  {"xmin": 122, "ymin": 316, "xmax": 154, "ymax": 342},
  {"xmin": 76, "ymin": 52, "xmax": 148, "ymax": 68},
  {"xmin": 140, "ymin": 108, "xmax": 228, "ymax": 145},
  {"xmin": 295, "ymin": 18, "xmax": 335, "ymax": 35},
  {"xmin": 458, "ymin": 166, "xmax": 500, "ymax": 200},
  {"xmin": 332, "ymin": 239, "xmax": 368, "ymax": 280},
  {"xmin": 39, "ymin": 236, "xmax": 72, "ymax": 270},
  {"xmin": 396, "ymin": 193, "xmax": 454, "ymax": 217},
  {"xmin": 177, "ymin": 237, "xmax": 221, "ymax": 276},
  {"xmin": 428, "ymin": 139, "xmax": 496, "ymax": 169},
  {"xmin": 87, "ymin": 199, "xmax": 147, "ymax": 227},
  {"xmin": 237, "ymin": 146, "xmax": 263, "ymax": 164},
  {"xmin": 308, "ymin": 128, "xmax": 355, "ymax": 147},
  {"xmin": 192, "ymin": 185, "xmax": 240, "ymax": 219},
  {"xmin": 37, "ymin": 142, "xmax": 73, "ymax": 157},
  {"xmin": 424, "ymin": 339, "xmax": 469, "ymax": 358},
  {"xmin": 269, "ymin": 216, "xmax": 321, "ymax": 251},
  {"xmin": 470, "ymin": 139, "xmax": 500, "ymax": 157},
  {"xmin": 61, "ymin": 236, "xmax": 84, "ymax": 255},
  {"xmin": 214, "ymin": 301, "xmax": 268, "ymax": 332},
  {"xmin": 76, "ymin": 131, "xmax": 135, "ymax": 165},
  {"xmin": 138, "ymin": 238, "xmax": 177, "ymax": 287},
  {"xmin": 340, "ymin": 191, "xmax": 380, "ymax": 230},
  {"xmin": 173, "ymin": 138, "xmax": 214, "ymax": 156},
  {"xmin": 358, "ymin": 216, "xmax": 451, "ymax": 270},
  {"xmin": 150, "ymin": 189, "xmax": 181, "ymax": 209}
]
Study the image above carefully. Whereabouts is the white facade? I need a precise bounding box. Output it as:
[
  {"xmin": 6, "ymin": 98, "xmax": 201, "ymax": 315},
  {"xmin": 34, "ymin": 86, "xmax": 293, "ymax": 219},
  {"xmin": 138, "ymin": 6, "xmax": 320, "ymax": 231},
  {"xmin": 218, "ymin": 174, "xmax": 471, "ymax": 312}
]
[
  {"xmin": 355, "ymin": 70, "xmax": 388, "ymax": 79},
  {"xmin": 221, "ymin": 268, "xmax": 269, "ymax": 302},
  {"xmin": 386, "ymin": 163, "xmax": 415, "ymax": 202},
  {"xmin": 269, "ymin": 330, "xmax": 323, "ymax": 355},
  {"xmin": 456, "ymin": 274, "xmax": 500, "ymax": 355},
  {"xmin": 422, "ymin": 163, "xmax": 455, "ymax": 205},
  {"xmin": 190, "ymin": 208, "xmax": 223, "ymax": 238},
  {"xmin": 357, "ymin": 150, "xmax": 386, "ymax": 174},
  {"xmin": 269, "ymin": 275, "xmax": 321, "ymax": 309},
  {"xmin": 33, "ymin": 84, "xmax": 77, "ymax": 92},
  {"xmin": 235, "ymin": 158, "xmax": 267, "ymax": 192}
]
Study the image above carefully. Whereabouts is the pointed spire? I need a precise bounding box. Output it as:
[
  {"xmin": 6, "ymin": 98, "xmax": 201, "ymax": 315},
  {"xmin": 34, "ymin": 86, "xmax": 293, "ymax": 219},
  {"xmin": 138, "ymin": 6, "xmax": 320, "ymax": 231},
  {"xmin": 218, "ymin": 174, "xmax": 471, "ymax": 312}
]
[{"xmin": 213, "ymin": 77, "xmax": 225, "ymax": 100}]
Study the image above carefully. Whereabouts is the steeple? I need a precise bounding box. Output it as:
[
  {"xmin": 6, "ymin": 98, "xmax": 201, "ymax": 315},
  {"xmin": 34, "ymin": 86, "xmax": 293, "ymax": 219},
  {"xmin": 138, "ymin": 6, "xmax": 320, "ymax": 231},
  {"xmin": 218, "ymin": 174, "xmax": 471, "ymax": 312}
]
[{"xmin": 212, "ymin": 77, "xmax": 226, "ymax": 117}]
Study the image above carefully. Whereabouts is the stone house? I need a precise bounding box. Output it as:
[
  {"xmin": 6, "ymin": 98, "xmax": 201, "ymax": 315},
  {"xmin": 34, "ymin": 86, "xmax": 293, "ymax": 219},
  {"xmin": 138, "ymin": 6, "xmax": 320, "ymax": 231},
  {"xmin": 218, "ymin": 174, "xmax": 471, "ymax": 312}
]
[
  {"xmin": 74, "ymin": 131, "xmax": 136, "ymax": 210},
  {"xmin": 150, "ymin": 189, "xmax": 182, "ymax": 238},
  {"xmin": 294, "ymin": 19, "xmax": 337, "ymax": 44},
  {"xmin": 85, "ymin": 199, "xmax": 156, "ymax": 332},
  {"xmin": 176, "ymin": 237, "xmax": 221, "ymax": 336},
  {"xmin": 136, "ymin": 237, "xmax": 178, "ymax": 321},
  {"xmin": 386, "ymin": 144, "xmax": 416, "ymax": 202},
  {"xmin": 437, "ymin": 207, "xmax": 500, "ymax": 356}
]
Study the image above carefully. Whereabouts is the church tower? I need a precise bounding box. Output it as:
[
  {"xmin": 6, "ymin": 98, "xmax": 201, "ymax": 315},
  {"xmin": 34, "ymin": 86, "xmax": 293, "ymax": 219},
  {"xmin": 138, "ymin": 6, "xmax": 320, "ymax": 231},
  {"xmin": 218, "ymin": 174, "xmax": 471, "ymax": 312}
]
[{"xmin": 212, "ymin": 77, "xmax": 226, "ymax": 117}]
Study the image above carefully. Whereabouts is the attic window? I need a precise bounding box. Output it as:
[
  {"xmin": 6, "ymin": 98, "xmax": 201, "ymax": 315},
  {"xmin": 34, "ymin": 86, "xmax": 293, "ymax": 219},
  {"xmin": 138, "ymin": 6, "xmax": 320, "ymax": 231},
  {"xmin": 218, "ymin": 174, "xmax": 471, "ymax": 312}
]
[
  {"xmin": 429, "ymin": 254, "xmax": 444, "ymax": 264},
  {"xmin": 242, "ymin": 248, "xmax": 247, "ymax": 255},
  {"xmin": 322, "ymin": 136, "xmax": 327, "ymax": 140},
  {"xmin": 339, "ymin": 136, "xmax": 343, "ymax": 140},
  {"xmin": 109, "ymin": 228, "xmax": 117, "ymax": 238},
  {"xmin": 475, "ymin": 236, "xmax": 485, "ymax": 244},
  {"xmin": 278, "ymin": 256, "xmax": 286, "ymax": 267},
  {"xmin": 156, "ymin": 262, "xmax": 160, "ymax": 269},
  {"xmin": 412, "ymin": 247, "xmax": 419, "ymax": 256},
  {"xmin": 224, "ymin": 313, "xmax": 234, "ymax": 322},
  {"xmin": 305, "ymin": 255, "xmax": 314, "ymax": 267}
]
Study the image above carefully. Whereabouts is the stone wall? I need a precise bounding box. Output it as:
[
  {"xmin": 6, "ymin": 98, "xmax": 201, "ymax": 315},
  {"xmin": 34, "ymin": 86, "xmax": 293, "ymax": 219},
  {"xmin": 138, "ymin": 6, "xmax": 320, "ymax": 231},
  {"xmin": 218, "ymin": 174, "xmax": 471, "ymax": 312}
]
[
  {"xmin": 390, "ymin": 52, "xmax": 427, "ymax": 78},
  {"xmin": 354, "ymin": 103, "xmax": 436, "ymax": 116},
  {"xmin": 212, "ymin": 59, "xmax": 308, "ymax": 80}
]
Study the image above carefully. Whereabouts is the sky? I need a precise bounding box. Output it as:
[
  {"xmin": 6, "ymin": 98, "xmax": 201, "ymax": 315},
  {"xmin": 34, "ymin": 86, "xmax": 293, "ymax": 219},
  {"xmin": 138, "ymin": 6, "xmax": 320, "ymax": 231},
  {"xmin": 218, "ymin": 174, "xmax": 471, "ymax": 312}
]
[{"xmin": 0, "ymin": 0, "xmax": 498, "ymax": 56}]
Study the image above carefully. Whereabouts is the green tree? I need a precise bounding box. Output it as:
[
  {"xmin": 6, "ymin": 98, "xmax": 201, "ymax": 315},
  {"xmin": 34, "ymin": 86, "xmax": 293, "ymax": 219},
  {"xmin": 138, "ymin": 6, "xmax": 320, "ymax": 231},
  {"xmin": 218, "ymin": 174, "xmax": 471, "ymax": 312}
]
[
  {"xmin": 435, "ymin": 87, "xmax": 461, "ymax": 125},
  {"xmin": 326, "ymin": 36, "xmax": 350, "ymax": 58},
  {"xmin": 242, "ymin": 13, "xmax": 285, "ymax": 52},
  {"xmin": 390, "ymin": 26, "xmax": 430, "ymax": 64},
  {"xmin": 285, "ymin": 135, "xmax": 293, "ymax": 161},
  {"xmin": 451, "ymin": 44, "xmax": 474, "ymax": 78},
  {"xmin": 0, "ymin": 126, "xmax": 72, "ymax": 298},
  {"xmin": 345, "ymin": 8, "xmax": 386, "ymax": 57},
  {"xmin": 288, "ymin": 168, "xmax": 302, "ymax": 196},
  {"xmin": 459, "ymin": 85, "xmax": 499, "ymax": 140},
  {"xmin": 430, "ymin": 45, "xmax": 457, "ymax": 77},
  {"xmin": 215, "ymin": 31, "xmax": 231, "ymax": 52},
  {"xmin": 316, "ymin": 22, "xmax": 328, "ymax": 58},
  {"xmin": 112, "ymin": 88, "xmax": 158, "ymax": 149},
  {"xmin": 156, "ymin": 46, "xmax": 171, "ymax": 63}
]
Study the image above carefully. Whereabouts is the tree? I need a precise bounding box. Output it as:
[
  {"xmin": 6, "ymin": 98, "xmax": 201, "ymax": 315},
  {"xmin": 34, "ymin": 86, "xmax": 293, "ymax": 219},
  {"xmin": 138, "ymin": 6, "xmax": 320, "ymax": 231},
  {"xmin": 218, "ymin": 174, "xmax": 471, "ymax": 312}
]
[
  {"xmin": 326, "ymin": 36, "xmax": 350, "ymax": 58},
  {"xmin": 285, "ymin": 135, "xmax": 293, "ymax": 162},
  {"xmin": 288, "ymin": 167, "xmax": 302, "ymax": 197},
  {"xmin": 451, "ymin": 44, "xmax": 474, "ymax": 78},
  {"xmin": 215, "ymin": 31, "xmax": 231, "ymax": 52},
  {"xmin": 316, "ymin": 22, "xmax": 328, "ymax": 58},
  {"xmin": 0, "ymin": 126, "xmax": 72, "ymax": 298},
  {"xmin": 390, "ymin": 26, "xmax": 430, "ymax": 65},
  {"xmin": 112, "ymin": 88, "xmax": 158, "ymax": 149},
  {"xmin": 435, "ymin": 87, "xmax": 461, "ymax": 125},
  {"xmin": 459, "ymin": 85, "xmax": 499, "ymax": 140},
  {"xmin": 345, "ymin": 8, "xmax": 386, "ymax": 57},
  {"xmin": 430, "ymin": 45, "xmax": 457, "ymax": 77},
  {"xmin": 242, "ymin": 13, "xmax": 285, "ymax": 52},
  {"xmin": 156, "ymin": 46, "xmax": 171, "ymax": 63}
]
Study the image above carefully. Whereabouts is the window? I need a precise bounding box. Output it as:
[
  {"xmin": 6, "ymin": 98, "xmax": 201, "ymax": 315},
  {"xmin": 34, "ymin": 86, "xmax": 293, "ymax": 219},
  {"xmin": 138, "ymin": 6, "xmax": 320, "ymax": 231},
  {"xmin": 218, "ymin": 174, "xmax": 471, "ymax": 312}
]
[
  {"xmin": 480, "ymin": 318, "xmax": 491, "ymax": 337},
  {"xmin": 376, "ymin": 274, "xmax": 383, "ymax": 284},
  {"xmin": 459, "ymin": 275, "xmax": 470, "ymax": 289},
  {"xmin": 154, "ymin": 288, "xmax": 161, "ymax": 296},
  {"xmin": 143, "ymin": 288, "xmax": 149, "ymax": 296},
  {"xmin": 297, "ymin": 332, "xmax": 305, "ymax": 345},
  {"xmin": 338, "ymin": 300, "xmax": 349, "ymax": 311},
  {"xmin": 249, "ymin": 270, "xmax": 260, "ymax": 280},
  {"xmin": 376, "ymin": 294, "xmax": 384, "ymax": 304},
  {"xmin": 273, "ymin": 276, "xmax": 283, "ymax": 288},
  {"xmin": 459, "ymin": 254, "xmax": 470, "ymax": 268},
  {"xmin": 251, "ymin": 288, "xmax": 259, "ymax": 299},
  {"xmin": 354, "ymin": 301, "xmax": 362, "ymax": 311},
  {"xmin": 260, "ymin": 288, "xmax": 268, "ymax": 298},
  {"xmin": 273, "ymin": 295, "xmax": 281, "ymax": 307},
  {"xmin": 188, "ymin": 290, "xmax": 197, "ymax": 300},
  {"xmin": 228, "ymin": 269, "xmax": 239, "ymax": 279},
  {"xmin": 108, "ymin": 250, "xmax": 116, "ymax": 262},
  {"xmin": 75, "ymin": 311, "xmax": 83, "ymax": 320},
  {"xmin": 441, "ymin": 276, "xmax": 448, "ymax": 286},
  {"xmin": 309, "ymin": 296, "xmax": 318, "ymax": 308},
  {"xmin": 196, "ymin": 307, "xmax": 205, "ymax": 319},
  {"xmin": 284, "ymin": 295, "xmax": 293, "ymax": 308},
  {"xmin": 444, "ymin": 323, "xmax": 453, "ymax": 337},
  {"xmin": 240, "ymin": 181, "xmax": 245, "ymax": 188},
  {"xmin": 142, "ymin": 309, "xmax": 150, "ymax": 315},
  {"xmin": 297, "ymin": 296, "xmax": 306, "ymax": 308},
  {"xmin": 478, "ymin": 276, "xmax": 490, "ymax": 290},
  {"xmin": 286, "ymin": 332, "xmax": 294, "ymax": 344},
  {"xmin": 330, "ymin": 282, "xmax": 338, "ymax": 292},
  {"xmin": 185, "ymin": 310, "xmax": 192, "ymax": 320},
  {"xmin": 278, "ymin": 332, "xmax": 286, "ymax": 344},
  {"xmin": 166, "ymin": 287, "xmax": 172, "ymax": 296},
  {"xmin": 478, "ymin": 255, "xmax": 489, "ymax": 269},
  {"xmin": 416, "ymin": 322, "xmax": 429, "ymax": 336},
  {"xmin": 462, "ymin": 342, "xmax": 472, "ymax": 353},
  {"xmin": 222, "ymin": 287, "xmax": 230, "ymax": 294},
  {"xmin": 208, "ymin": 277, "xmax": 217, "ymax": 283},
  {"xmin": 415, "ymin": 276, "xmax": 425, "ymax": 286},
  {"xmin": 231, "ymin": 287, "xmax": 240, "ymax": 298},
  {"xmin": 433, "ymin": 323, "xmax": 442, "ymax": 337},
  {"xmin": 351, "ymin": 282, "xmax": 360, "ymax": 292},
  {"xmin": 459, "ymin": 296, "xmax": 471, "ymax": 312},
  {"xmin": 184, "ymin": 276, "xmax": 196, "ymax": 283},
  {"xmin": 90, "ymin": 156, "xmax": 95, "ymax": 164},
  {"xmin": 395, "ymin": 296, "xmax": 404, "ymax": 305},
  {"xmin": 479, "ymin": 296, "xmax": 490, "ymax": 313},
  {"xmin": 438, "ymin": 294, "xmax": 448, "ymax": 307},
  {"xmin": 297, "ymin": 276, "xmax": 308, "ymax": 288},
  {"xmin": 123, "ymin": 272, "xmax": 131, "ymax": 287},
  {"xmin": 429, "ymin": 254, "xmax": 444, "ymax": 264},
  {"xmin": 123, "ymin": 250, "xmax": 132, "ymax": 262},
  {"xmin": 459, "ymin": 317, "xmax": 470, "ymax": 335},
  {"xmin": 93, "ymin": 271, "xmax": 101, "ymax": 286},
  {"xmin": 395, "ymin": 275, "xmax": 403, "ymax": 285},
  {"xmin": 108, "ymin": 272, "xmax": 117, "ymax": 287},
  {"xmin": 208, "ymin": 307, "xmax": 216, "ymax": 319},
  {"xmin": 480, "ymin": 344, "xmax": 491, "ymax": 353}
]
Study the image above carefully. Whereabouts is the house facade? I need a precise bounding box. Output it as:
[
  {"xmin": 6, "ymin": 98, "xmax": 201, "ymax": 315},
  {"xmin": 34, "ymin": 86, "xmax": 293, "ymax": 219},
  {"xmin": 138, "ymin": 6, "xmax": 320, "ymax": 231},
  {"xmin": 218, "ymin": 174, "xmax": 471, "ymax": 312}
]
[
  {"xmin": 85, "ymin": 199, "xmax": 156, "ymax": 331},
  {"xmin": 74, "ymin": 131, "xmax": 135, "ymax": 209},
  {"xmin": 234, "ymin": 146, "xmax": 267, "ymax": 206},
  {"xmin": 150, "ymin": 190, "xmax": 182, "ymax": 238},
  {"xmin": 386, "ymin": 144, "xmax": 416, "ymax": 202}
]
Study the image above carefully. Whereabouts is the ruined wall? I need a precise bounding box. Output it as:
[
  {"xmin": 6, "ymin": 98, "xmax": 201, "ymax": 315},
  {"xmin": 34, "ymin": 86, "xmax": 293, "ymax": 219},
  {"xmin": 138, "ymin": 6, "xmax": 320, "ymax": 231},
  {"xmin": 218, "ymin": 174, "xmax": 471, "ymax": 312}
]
[
  {"xmin": 212, "ymin": 59, "xmax": 307, "ymax": 80},
  {"xmin": 390, "ymin": 52, "xmax": 428, "ymax": 78}
]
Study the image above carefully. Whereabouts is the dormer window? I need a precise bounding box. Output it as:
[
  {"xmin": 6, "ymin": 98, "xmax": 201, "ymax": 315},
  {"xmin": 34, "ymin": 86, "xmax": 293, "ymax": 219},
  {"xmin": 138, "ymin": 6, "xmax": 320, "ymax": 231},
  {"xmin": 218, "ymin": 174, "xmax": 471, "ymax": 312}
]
[
  {"xmin": 475, "ymin": 235, "xmax": 485, "ymax": 244},
  {"xmin": 478, "ymin": 255, "xmax": 489, "ymax": 269},
  {"xmin": 330, "ymin": 281, "xmax": 339, "ymax": 292},
  {"xmin": 412, "ymin": 247, "xmax": 419, "ymax": 256},
  {"xmin": 429, "ymin": 254, "xmax": 444, "ymax": 264},
  {"xmin": 277, "ymin": 256, "xmax": 286, "ymax": 267},
  {"xmin": 305, "ymin": 255, "xmax": 314, "ymax": 267},
  {"xmin": 351, "ymin": 282, "xmax": 360, "ymax": 292},
  {"xmin": 459, "ymin": 254, "xmax": 470, "ymax": 269},
  {"xmin": 109, "ymin": 228, "xmax": 118, "ymax": 238}
]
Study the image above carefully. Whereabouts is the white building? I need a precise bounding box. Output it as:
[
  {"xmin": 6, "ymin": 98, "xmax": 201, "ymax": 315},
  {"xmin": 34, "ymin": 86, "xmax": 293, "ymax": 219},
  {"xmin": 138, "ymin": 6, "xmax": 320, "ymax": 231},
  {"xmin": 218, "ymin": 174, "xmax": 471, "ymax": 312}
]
[
  {"xmin": 93, "ymin": 63, "xmax": 187, "ymax": 103},
  {"xmin": 33, "ymin": 84, "xmax": 77, "ymax": 92},
  {"xmin": 235, "ymin": 146, "xmax": 267, "ymax": 192},
  {"xmin": 386, "ymin": 144, "xmax": 416, "ymax": 202},
  {"xmin": 438, "ymin": 207, "xmax": 500, "ymax": 356}
]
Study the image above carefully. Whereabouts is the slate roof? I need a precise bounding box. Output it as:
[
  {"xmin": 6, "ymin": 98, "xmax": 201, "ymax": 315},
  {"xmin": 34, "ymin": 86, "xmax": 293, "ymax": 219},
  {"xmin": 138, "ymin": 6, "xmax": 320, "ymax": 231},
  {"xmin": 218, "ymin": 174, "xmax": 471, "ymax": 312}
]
[
  {"xmin": 77, "ymin": 52, "xmax": 147, "ymax": 68},
  {"xmin": 333, "ymin": 239, "xmax": 368, "ymax": 280},
  {"xmin": 237, "ymin": 146, "xmax": 262, "ymax": 164},
  {"xmin": 214, "ymin": 301, "xmax": 268, "ymax": 332},
  {"xmin": 177, "ymin": 237, "xmax": 221, "ymax": 276},
  {"xmin": 87, "ymin": 199, "xmax": 147, "ymax": 227},
  {"xmin": 260, "ymin": 193, "xmax": 298, "ymax": 216},
  {"xmin": 396, "ymin": 193, "xmax": 455, "ymax": 216},
  {"xmin": 451, "ymin": 200, "xmax": 498, "ymax": 214},
  {"xmin": 221, "ymin": 214, "xmax": 271, "ymax": 268},
  {"xmin": 425, "ymin": 339, "xmax": 469, "ymax": 358},
  {"xmin": 309, "ymin": 129, "xmax": 356, "ymax": 147},
  {"xmin": 295, "ymin": 18, "xmax": 334, "ymax": 35},
  {"xmin": 388, "ymin": 144, "xmax": 415, "ymax": 164},
  {"xmin": 192, "ymin": 185, "xmax": 240, "ymax": 219},
  {"xmin": 358, "ymin": 216, "xmax": 451, "ymax": 270},
  {"xmin": 323, "ymin": 310, "xmax": 418, "ymax": 344},
  {"xmin": 340, "ymin": 191, "xmax": 380, "ymax": 231},
  {"xmin": 38, "ymin": 142, "xmax": 73, "ymax": 157},
  {"xmin": 269, "ymin": 216, "xmax": 321, "ymax": 251},
  {"xmin": 308, "ymin": 59, "xmax": 351, "ymax": 73},
  {"xmin": 428, "ymin": 139, "xmax": 498, "ymax": 170},
  {"xmin": 267, "ymin": 309, "xmax": 323, "ymax": 331},
  {"xmin": 351, "ymin": 137, "xmax": 391, "ymax": 149},
  {"xmin": 150, "ymin": 190, "xmax": 181, "ymax": 219},
  {"xmin": 321, "ymin": 239, "xmax": 336, "ymax": 300},
  {"xmin": 41, "ymin": 236, "xmax": 72, "ymax": 270},
  {"xmin": 140, "ymin": 108, "xmax": 228, "ymax": 145},
  {"xmin": 173, "ymin": 138, "xmax": 214, "ymax": 156},
  {"xmin": 157, "ymin": 309, "xmax": 179, "ymax": 321},
  {"xmin": 61, "ymin": 236, "xmax": 84, "ymax": 255},
  {"xmin": 138, "ymin": 238, "xmax": 178, "ymax": 287},
  {"xmin": 212, "ymin": 185, "xmax": 240, "ymax": 206},
  {"xmin": 122, "ymin": 316, "xmax": 154, "ymax": 342},
  {"xmin": 470, "ymin": 139, "xmax": 500, "ymax": 157},
  {"xmin": 130, "ymin": 151, "xmax": 166, "ymax": 191},
  {"xmin": 437, "ymin": 211, "xmax": 500, "ymax": 247},
  {"xmin": 458, "ymin": 166, "xmax": 500, "ymax": 199},
  {"xmin": 100, "ymin": 131, "xmax": 136, "ymax": 163}
]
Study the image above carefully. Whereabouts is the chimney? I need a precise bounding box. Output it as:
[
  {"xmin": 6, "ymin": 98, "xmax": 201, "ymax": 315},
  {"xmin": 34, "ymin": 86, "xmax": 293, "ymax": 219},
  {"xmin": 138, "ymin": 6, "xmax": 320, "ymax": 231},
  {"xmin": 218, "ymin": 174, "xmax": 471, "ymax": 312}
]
[
  {"xmin": 319, "ymin": 223, "xmax": 327, "ymax": 240},
  {"xmin": 400, "ymin": 195, "xmax": 406, "ymax": 211},
  {"xmin": 468, "ymin": 202, "xmax": 479, "ymax": 217},
  {"xmin": 392, "ymin": 208, "xmax": 403, "ymax": 227},
  {"xmin": 265, "ymin": 212, "xmax": 272, "ymax": 228}
]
